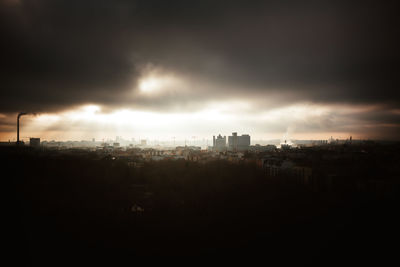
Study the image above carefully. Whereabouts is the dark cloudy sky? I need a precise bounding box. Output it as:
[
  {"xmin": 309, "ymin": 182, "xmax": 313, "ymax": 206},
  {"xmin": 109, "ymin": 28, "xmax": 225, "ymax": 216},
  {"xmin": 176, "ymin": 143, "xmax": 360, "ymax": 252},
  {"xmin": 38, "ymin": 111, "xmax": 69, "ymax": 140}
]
[{"xmin": 1, "ymin": 0, "xmax": 399, "ymax": 141}]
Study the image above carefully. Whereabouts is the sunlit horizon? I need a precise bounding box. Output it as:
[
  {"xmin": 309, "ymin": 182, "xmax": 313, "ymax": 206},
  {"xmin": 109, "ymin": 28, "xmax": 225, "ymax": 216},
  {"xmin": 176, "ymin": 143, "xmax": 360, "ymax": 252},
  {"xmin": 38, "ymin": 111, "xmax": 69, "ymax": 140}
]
[{"xmin": 0, "ymin": 102, "xmax": 392, "ymax": 143}]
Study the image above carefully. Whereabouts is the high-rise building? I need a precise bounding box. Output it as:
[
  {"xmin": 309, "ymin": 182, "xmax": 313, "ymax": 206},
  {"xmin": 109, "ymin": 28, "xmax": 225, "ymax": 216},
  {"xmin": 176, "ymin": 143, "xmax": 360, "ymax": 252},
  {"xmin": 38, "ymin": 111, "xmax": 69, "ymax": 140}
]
[
  {"xmin": 228, "ymin": 132, "xmax": 250, "ymax": 151},
  {"xmin": 213, "ymin": 134, "xmax": 226, "ymax": 151}
]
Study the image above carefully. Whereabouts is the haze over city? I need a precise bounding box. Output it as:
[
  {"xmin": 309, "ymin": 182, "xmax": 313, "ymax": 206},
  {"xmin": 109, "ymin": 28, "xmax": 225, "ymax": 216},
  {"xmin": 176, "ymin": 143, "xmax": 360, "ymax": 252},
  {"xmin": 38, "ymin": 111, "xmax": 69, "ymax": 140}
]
[
  {"xmin": 1, "ymin": 0, "xmax": 399, "ymax": 141},
  {"xmin": 2, "ymin": 1, "xmax": 400, "ymax": 266}
]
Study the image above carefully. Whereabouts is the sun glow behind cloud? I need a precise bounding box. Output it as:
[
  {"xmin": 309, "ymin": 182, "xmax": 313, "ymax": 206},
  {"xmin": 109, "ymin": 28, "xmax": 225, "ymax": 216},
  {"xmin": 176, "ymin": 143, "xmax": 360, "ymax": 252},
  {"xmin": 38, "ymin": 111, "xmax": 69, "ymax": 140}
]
[
  {"xmin": 139, "ymin": 77, "xmax": 162, "ymax": 93},
  {"xmin": 137, "ymin": 71, "xmax": 184, "ymax": 95}
]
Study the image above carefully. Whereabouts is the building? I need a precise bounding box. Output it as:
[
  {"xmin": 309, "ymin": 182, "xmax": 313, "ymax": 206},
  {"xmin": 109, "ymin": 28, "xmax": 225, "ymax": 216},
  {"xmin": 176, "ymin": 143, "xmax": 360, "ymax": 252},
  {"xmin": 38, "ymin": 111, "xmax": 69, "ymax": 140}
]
[
  {"xmin": 262, "ymin": 157, "xmax": 312, "ymax": 186},
  {"xmin": 249, "ymin": 144, "xmax": 276, "ymax": 152},
  {"xmin": 30, "ymin": 138, "xmax": 40, "ymax": 147},
  {"xmin": 213, "ymin": 134, "xmax": 226, "ymax": 151},
  {"xmin": 228, "ymin": 132, "xmax": 250, "ymax": 151}
]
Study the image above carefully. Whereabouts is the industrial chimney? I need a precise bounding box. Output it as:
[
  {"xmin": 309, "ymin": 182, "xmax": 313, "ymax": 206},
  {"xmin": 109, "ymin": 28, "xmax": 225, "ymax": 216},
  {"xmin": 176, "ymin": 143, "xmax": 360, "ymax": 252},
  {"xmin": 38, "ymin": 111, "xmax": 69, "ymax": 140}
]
[{"xmin": 17, "ymin": 112, "xmax": 27, "ymax": 145}]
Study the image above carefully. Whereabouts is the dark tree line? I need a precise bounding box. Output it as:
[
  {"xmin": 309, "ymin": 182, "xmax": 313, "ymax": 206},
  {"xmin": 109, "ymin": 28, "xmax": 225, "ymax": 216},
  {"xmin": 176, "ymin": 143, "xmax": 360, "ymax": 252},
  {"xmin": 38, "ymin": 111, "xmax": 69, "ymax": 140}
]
[{"xmin": 2, "ymin": 146, "xmax": 399, "ymax": 266}]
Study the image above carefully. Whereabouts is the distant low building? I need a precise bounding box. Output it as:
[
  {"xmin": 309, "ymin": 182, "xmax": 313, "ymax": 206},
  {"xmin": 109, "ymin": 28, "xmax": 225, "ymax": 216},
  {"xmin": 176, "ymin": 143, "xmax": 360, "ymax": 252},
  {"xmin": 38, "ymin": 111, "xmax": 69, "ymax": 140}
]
[
  {"xmin": 249, "ymin": 144, "xmax": 276, "ymax": 152},
  {"xmin": 0, "ymin": 141, "xmax": 14, "ymax": 147},
  {"xmin": 30, "ymin": 138, "xmax": 40, "ymax": 147}
]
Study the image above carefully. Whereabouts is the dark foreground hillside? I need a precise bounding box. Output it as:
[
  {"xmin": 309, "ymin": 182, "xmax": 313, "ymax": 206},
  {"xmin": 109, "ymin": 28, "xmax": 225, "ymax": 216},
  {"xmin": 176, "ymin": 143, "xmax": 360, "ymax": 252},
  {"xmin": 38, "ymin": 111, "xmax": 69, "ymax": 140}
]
[{"xmin": 3, "ymin": 147, "xmax": 400, "ymax": 266}]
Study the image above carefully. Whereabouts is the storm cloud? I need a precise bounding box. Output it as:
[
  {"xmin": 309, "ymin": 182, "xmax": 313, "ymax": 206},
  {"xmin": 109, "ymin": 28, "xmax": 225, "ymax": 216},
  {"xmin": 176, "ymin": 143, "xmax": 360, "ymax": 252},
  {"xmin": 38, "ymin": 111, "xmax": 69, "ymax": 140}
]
[{"xmin": 1, "ymin": 0, "xmax": 399, "ymax": 139}]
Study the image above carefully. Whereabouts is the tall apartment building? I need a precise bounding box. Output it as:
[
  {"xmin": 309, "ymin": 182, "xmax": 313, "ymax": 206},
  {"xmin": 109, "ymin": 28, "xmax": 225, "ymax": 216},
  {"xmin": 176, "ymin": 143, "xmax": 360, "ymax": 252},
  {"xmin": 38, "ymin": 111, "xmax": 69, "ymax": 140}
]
[
  {"xmin": 228, "ymin": 132, "xmax": 250, "ymax": 151},
  {"xmin": 213, "ymin": 134, "xmax": 227, "ymax": 151}
]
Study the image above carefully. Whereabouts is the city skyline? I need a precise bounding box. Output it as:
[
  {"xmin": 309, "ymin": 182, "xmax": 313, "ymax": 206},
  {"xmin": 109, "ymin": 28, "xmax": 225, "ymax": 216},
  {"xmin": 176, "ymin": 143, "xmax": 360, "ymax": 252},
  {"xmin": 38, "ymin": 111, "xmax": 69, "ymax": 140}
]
[{"xmin": 0, "ymin": 118, "xmax": 369, "ymax": 145}]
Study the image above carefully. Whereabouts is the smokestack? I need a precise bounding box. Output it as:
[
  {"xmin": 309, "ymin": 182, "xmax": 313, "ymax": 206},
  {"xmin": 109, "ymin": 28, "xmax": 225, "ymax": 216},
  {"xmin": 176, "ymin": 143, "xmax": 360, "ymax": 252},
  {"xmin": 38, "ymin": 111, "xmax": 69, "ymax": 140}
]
[{"xmin": 17, "ymin": 112, "xmax": 27, "ymax": 145}]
